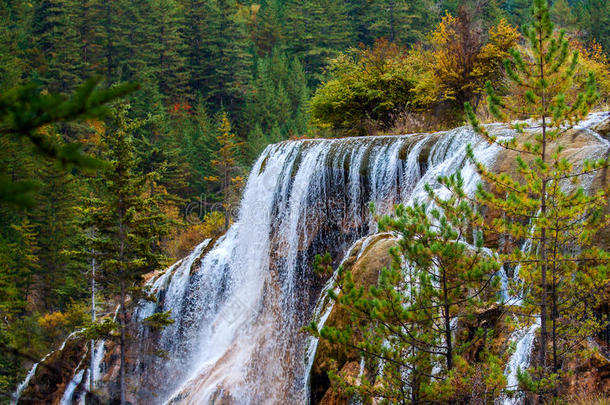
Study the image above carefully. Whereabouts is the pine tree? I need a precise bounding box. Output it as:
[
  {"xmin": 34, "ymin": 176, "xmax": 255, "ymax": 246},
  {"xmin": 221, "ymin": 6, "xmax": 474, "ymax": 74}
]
[
  {"xmin": 246, "ymin": 124, "xmax": 269, "ymax": 162},
  {"xmin": 244, "ymin": 49, "xmax": 310, "ymax": 142},
  {"xmin": 579, "ymin": 0, "xmax": 610, "ymax": 52},
  {"xmin": 178, "ymin": 101, "xmax": 219, "ymax": 198},
  {"xmin": 465, "ymin": 0, "xmax": 609, "ymax": 398},
  {"xmin": 0, "ymin": 2, "xmax": 26, "ymax": 92},
  {"xmin": 77, "ymin": 0, "xmax": 107, "ymax": 79},
  {"xmin": 31, "ymin": 156, "xmax": 84, "ymax": 310},
  {"xmin": 184, "ymin": 0, "xmax": 253, "ymax": 116},
  {"xmin": 0, "ymin": 218, "xmax": 40, "ymax": 317},
  {"xmin": 204, "ymin": 113, "xmax": 244, "ymax": 230},
  {"xmin": 310, "ymin": 176, "xmax": 504, "ymax": 403},
  {"xmin": 142, "ymin": 0, "xmax": 190, "ymax": 103},
  {"xmin": 549, "ymin": 0, "xmax": 576, "ymax": 32},
  {"xmin": 284, "ymin": 0, "xmax": 355, "ymax": 84},
  {"xmin": 90, "ymin": 104, "xmax": 170, "ymax": 404},
  {"xmin": 249, "ymin": 0, "xmax": 284, "ymax": 56},
  {"xmin": 31, "ymin": 0, "xmax": 82, "ymax": 92},
  {"xmin": 366, "ymin": 0, "xmax": 436, "ymax": 45},
  {"xmin": 503, "ymin": 0, "xmax": 532, "ymax": 28}
]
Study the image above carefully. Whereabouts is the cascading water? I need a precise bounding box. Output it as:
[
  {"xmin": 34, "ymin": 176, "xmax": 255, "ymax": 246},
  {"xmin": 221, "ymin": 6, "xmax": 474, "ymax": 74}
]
[
  {"xmin": 125, "ymin": 124, "xmax": 513, "ymax": 405},
  {"xmin": 46, "ymin": 112, "xmax": 607, "ymax": 405},
  {"xmin": 501, "ymin": 321, "xmax": 541, "ymax": 405}
]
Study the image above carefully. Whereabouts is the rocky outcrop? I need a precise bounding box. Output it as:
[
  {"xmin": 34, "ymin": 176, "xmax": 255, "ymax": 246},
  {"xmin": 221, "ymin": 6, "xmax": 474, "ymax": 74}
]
[
  {"xmin": 593, "ymin": 115, "xmax": 610, "ymax": 140},
  {"xmin": 562, "ymin": 341, "xmax": 610, "ymax": 399},
  {"xmin": 20, "ymin": 334, "xmax": 87, "ymax": 405},
  {"xmin": 310, "ymin": 233, "xmax": 396, "ymax": 404}
]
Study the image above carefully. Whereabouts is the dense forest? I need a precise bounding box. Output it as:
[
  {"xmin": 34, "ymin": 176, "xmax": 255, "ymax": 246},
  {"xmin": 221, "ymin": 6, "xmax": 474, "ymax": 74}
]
[{"xmin": 0, "ymin": 0, "xmax": 609, "ymax": 402}]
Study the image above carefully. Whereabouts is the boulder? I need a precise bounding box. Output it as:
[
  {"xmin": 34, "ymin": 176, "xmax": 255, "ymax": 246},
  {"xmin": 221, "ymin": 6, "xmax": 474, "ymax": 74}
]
[
  {"xmin": 593, "ymin": 116, "xmax": 610, "ymax": 140},
  {"xmin": 309, "ymin": 233, "xmax": 397, "ymax": 405}
]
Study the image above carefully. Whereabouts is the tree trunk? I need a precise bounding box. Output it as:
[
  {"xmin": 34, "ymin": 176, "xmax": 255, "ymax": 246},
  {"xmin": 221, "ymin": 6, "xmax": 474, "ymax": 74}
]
[
  {"xmin": 538, "ymin": 23, "xmax": 548, "ymax": 372},
  {"xmin": 442, "ymin": 268, "xmax": 453, "ymax": 371},
  {"xmin": 90, "ymin": 254, "xmax": 96, "ymax": 392},
  {"xmin": 119, "ymin": 281, "xmax": 127, "ymax": 405}
]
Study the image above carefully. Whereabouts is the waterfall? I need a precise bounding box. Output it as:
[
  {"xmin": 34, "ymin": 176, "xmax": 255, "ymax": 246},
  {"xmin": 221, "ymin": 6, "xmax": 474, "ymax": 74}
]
[
  {"xmin": 501, "ymin": 321, "xmax": 541, "ymax": 405},
  {"xmin": 49, "ymin": 113, "xmax": 607, "ymax": 404},
  {"xmin": 151, "ymin": 125, "xmax": 512, "ymax": 405},
  {"xmin": 303, "ymin": 233, "xmax": 390, "ymax": 400},
  {"xmin": 59, "ymin": 368, "xmax": 85, "ymax": 405}
]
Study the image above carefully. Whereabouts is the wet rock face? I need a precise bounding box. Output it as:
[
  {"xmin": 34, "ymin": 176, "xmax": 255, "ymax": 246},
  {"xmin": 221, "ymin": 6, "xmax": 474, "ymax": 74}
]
[{"xmin": 20, "ymin": 335, "xmax": 87, "ymax": 404}]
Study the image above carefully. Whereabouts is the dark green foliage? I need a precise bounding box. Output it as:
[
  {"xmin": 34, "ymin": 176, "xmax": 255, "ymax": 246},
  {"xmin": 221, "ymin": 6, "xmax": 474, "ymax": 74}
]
[
  {"xmin": 0, "ymin": 78, "xmax": 137, "ymax": 207},
  {"xmin": 578, "ymin": 0, "xmax": 610, "ymax": 51},
  {"xmin": 365, "ymin": 0, "xmax": 437, "ymax": 45},
  {"xmin": 185, "ymin": 0, "xmax": 253, "ymax": 116},
  {"xmin": 244, "ymin": 49, "xmax": 309, "ymax": 149}
]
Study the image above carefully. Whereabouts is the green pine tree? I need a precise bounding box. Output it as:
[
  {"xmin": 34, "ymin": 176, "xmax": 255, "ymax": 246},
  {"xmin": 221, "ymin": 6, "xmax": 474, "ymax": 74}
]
[
  {"xmin": 90, "ymin": 104, "xmax": 170, "ymax": 404},
  {"xmin": 184, "ymin": 0, "xmax": 253, "ymax": 116},
  {"xmin": 310, "ymin": 176, "xmax": 504, "ymax": 403},
  {"xmin": 465, "ymin": 0, "xmax": 609, "ymax": 398},
  {"xmin": 31, "ymin": 0, "xmax": 82, "ymax": 92},
  {"xmin": 366, "ymin": 0, "xmax": 436, "ymax": 45}
]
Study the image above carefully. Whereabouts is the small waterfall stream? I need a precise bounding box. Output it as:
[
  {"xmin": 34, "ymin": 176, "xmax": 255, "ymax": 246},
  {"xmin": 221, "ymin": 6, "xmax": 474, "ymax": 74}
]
[{"xmin": 11, "ymin": 330, "xmax": 83, "ymax": 404}]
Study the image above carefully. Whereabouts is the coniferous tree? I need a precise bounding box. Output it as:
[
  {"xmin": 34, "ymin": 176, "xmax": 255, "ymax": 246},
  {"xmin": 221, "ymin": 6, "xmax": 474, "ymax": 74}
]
[
  {"xmin": 184, "ymin": 0, "xmax": 252, "ymax": 116},
  {"xmin": 578, "ymin": 0, "xmax": 610, "ymax": 52},
  {"xmin": 502, "ymin": 0, "xmax": 532, "ymax": 28},
  {"xmin": 90, "ymin": 104, "xmax": 170, "ymax": 404},
  {"xmin": 31, "ymin": 157, "xmax": 84, "ymax": 310},
  {"xmin": 1, "ymin": 218, "xmax": 40, "ymax": 317},
  {"xmin": 246, "ymin": 124, "xmax": 269, "ymax": 162},
  {"xmin": 549, "ymin": 0, "xmax": 576, "ymax": 33},
  {"xmin": 0, "ymin": 2, "xmax": 26, "ymax": 92},
  {"xmin": 143, "ymin": 0, "xmax": 190, "ymax": 103},
  {"xmin": 465, "ymin": 0, "xmax": 609, "ymax": 398},
  {"xmin": 244, "ymin": 50, "xmax": 309, "ymax": 142},
  {"xmin": 310, "ymin": 176, "xmax": 504, "ymax": 403},
  {"xmin": 178, "ymin": 102, "xmax": 219, "ymax": 198},
  {"xmin": 77, "ymin": 0, "xmax": 107, "ymax": 79},
  {"xmin": 366, "ymin": 0, "xmax": 436, "ymax": 45},
  {"xmin": 284, "ymin": 0, "xmax": 355, "ymax": 84},
  {"xmin": 249, "ymin": 0, "xmax": 284, "ymax": 56},
  {"xmin": 31, "ymin": 0, "xmax": 82, "ymax": 92},
  {"xmin": 204, "ymin": 113, "xmax": 244, "ymax": 230}
]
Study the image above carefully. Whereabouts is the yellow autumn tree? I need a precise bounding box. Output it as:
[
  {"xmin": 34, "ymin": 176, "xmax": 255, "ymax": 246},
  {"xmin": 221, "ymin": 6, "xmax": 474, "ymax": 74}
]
[{"xmin": 411, "ymin": 13, "xmax": 519, "ymax": 117}]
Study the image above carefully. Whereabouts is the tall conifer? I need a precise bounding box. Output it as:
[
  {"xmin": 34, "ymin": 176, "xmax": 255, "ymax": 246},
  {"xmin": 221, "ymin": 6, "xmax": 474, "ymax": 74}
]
[{"xmin": 465, "ymin": 0, "xmax": 609, "ymax": 398}]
